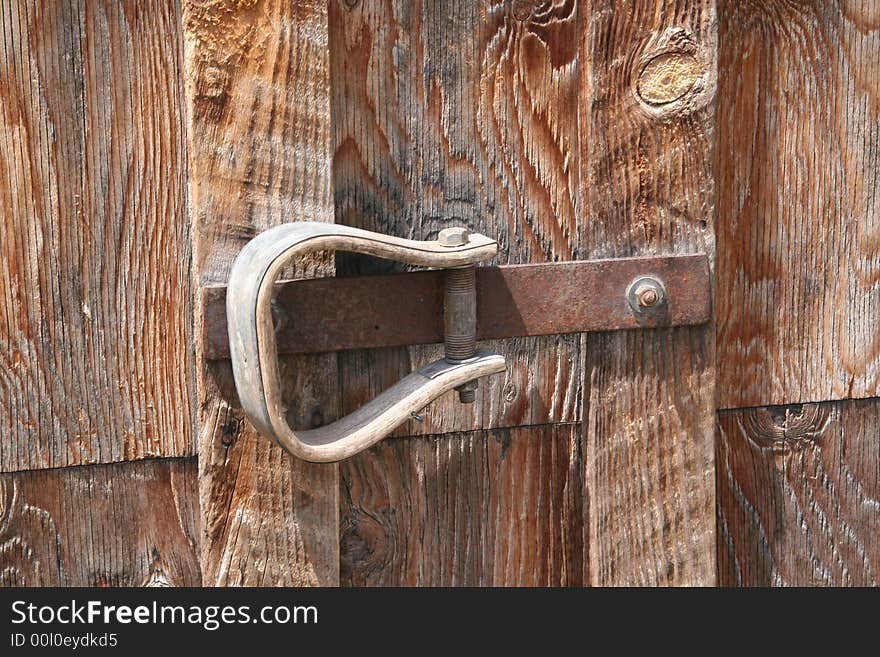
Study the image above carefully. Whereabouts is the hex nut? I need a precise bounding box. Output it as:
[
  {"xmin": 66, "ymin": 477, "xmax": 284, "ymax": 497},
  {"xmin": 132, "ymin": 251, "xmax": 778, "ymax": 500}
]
[
  {"xmin": 456, "ymin": 379, "xmax": 478, "ymax": 404},
  {"xmin": 635, "ymin": 284, "xmax": 660, "ymax": 307},
  {"xmin": 438, "ymin": 227, "xmax": 470, "ymax": 247},
  {"xmin": 626, "ymin": 276, "xmax": 666, "ymax": 313}
]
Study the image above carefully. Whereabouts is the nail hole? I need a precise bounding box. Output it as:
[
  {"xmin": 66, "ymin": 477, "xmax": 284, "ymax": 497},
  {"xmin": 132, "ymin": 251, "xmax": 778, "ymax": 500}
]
[{"xmin": 220, "ymin": 421, "xmax": 237, "ymax": 447}]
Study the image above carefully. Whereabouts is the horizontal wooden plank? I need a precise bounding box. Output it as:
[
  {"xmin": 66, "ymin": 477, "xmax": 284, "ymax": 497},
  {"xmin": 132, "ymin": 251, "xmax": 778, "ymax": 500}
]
[
  {"xmin": 203, "ymin": 255, "xmax": 711, "ymax": 359},
  {"xmin": 0, "ymin": 457, "xmax": 200, "ymax": 586},
  {"xmin": 717, "ymin": 398, "xmax": 880, "ymax": 586}
]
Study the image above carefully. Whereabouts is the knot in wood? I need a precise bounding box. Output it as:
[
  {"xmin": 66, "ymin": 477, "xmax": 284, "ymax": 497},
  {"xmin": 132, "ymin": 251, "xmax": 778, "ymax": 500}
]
[
  {"xmin": 512, "ymin": 0, "xmax": 534, "ymax": 21},
  {"xmin": 637, "ymin": 52, "xmax": 701, "ymax": 106},
  {"xmin": 741, "ymin": 404, "xmax": 831, "ymax": 453}
]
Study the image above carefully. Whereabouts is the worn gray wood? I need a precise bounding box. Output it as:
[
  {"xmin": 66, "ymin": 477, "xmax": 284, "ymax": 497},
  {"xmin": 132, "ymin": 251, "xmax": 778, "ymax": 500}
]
[
  {"xmin": 330, "ymin": 0, "xmax": 586, "ymax": 585},
  {"xmin": 340, "ymin": 424, "xmax": 587, "ymax": 586},
  {"xmin": 329, "ymin": 0, "xmax": 584, "ymax": 440},
  {"xmin": 332, "ymin": 0, "xmax": 718, "ymax": 585},
  {"xmin": 714, "ymin": 0, "xmax": 880, "ymax": 588},
  {"xmin": 0, "ymin": 0, "xmax": 725, "ymax": 589}
]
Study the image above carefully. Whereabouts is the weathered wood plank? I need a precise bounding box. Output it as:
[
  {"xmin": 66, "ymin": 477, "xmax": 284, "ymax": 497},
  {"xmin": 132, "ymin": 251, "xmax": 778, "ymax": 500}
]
[
  {"xmin": 183, "ymin": 0, "xmax": 339, "ymax": 585},
  {"xmin": 329, "ymin": 0, "xmax": 583, "ymax": 438},
  {"xmin": 717, "ymin": 399, "xmax": 880, "ymax": 586},
  {"xmin": 0, "ymin": 0, "xmax": 193, "ymax": 471},
  {"xmin": 340, "ymin": 424, "xmax": 586, "ymax": 586},
  {"xmin": 330, "ymin": 0, "xmax": 584, "ymax": 586},
  {"xmin": 332, "ymin": 0, "xmax": 717, "ymax": 585},
  {"xmin": 716, "ymin": 0, "xmax": 880, "ymax": 409},
  {"xmin": 0, "ymin": 458, "xmax": 200, "ymax": 587},
  {"xmin": 580, "ymin": 2, "xmax": 718, "ymax": 585}
]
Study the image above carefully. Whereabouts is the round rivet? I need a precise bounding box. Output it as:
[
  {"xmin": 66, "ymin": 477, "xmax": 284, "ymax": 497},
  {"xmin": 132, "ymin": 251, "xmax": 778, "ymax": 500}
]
[{"xmin": 637, "ymin": 286, "xmax": 659, "ymax": 307}]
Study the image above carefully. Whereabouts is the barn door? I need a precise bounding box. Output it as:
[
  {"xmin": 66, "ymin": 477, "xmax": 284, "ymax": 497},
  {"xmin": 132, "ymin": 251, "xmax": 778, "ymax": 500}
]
[
  {"xmin": 185, "ymin": 0, "xmax": 717, "ymax": 586},
  {"xmin": 6, "ymin": 0, "xmax": 878, "ymax": 591}
]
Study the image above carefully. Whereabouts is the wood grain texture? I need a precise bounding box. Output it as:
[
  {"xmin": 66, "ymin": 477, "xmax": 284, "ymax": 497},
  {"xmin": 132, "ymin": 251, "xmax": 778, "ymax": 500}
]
[
  {"xmin": 330, "ymin": 0, "xmax": 585, "ymax": 586},
  {"xmin": 717, "ymin": 399, "xmax": 880, "ymax": 586},
  {"xmin": 340, "ymin": 424, "xmax": 586, "ymax": 586},
  {"xmin": 0, "ymin": 457, "xmax": 200, "ymax": 586},
  {"xmin": 716, "ymin": 0, "xmax": 880, "ymax": 409},
  {"xmin": 580, "ymin": 3, "xmax": 717, "ymax": 585},
  {"xmin": 0, "ymin": 0, "xmax": 193, "ymax": 471},
  {"xmin": 332, "ymin": 0, "xmax": 717, "ymax": 585},
  {"xmin": 329, "ymin": 0, "xmax": 583, "ymax": 438},
  {"xmin": 183, "ymin": 0, "xmax": 339, "ymax": 585}
]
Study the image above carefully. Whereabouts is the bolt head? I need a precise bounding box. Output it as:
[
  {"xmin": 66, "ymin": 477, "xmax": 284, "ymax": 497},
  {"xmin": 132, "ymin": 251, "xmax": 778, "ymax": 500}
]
[
  {"xmin": 438, "ymin": 227, "xmax": 470, "ymax": 247},
  {"xmin": 627, "ymin": 276, "xmax": 666, "ymax": 313}
]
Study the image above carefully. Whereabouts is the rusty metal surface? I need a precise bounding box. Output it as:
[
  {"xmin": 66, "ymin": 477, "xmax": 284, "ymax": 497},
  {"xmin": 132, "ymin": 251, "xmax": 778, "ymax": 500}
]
[{"xmin": 202, "ymin": 254, "xmax": 711, "ymax": 360}]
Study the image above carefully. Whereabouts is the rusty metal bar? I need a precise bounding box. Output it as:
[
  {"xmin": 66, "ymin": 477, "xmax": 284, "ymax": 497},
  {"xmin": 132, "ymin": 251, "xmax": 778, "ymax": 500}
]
[{"xmin": 202, "ymin": 254, "xmax": 711, "ymax": 360}]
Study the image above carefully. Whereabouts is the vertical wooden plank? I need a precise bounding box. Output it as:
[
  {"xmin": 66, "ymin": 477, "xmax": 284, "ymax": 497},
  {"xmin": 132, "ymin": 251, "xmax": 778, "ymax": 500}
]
[
  {"xmin": 183, "ymin": 0, "xmax": 339, "ymax": 585},
  {"xmin": 330, "ymin": 0, "xmax": 583, "ymax": 437},
  {"xmin": 330, "ymin": 0, "xmax": 583, "ymax": 584},
  {"xmin": 715, "ymin": 0, "xmax": 880, "ymax": 587},
  {"xmin": 717, "ymin": 399, "xmax": 880, "ymax": 586},
  {"xmin": 716, "ymin": 0, "xmax": 880, "ymax": 409},
  {"xmin": 340, "ymin": 425, "xmax": 586, "ymax": 586},
  {"xmin": 0, "ymin": 0, "xmax": 193, "ymax": 471},
  {"xmin": 0, "ymin": 458, "xmax": 201, "ymax": 587},
  {"xmin": 580, "ymin": 2, "xmax": 718, "ymax": 585}
]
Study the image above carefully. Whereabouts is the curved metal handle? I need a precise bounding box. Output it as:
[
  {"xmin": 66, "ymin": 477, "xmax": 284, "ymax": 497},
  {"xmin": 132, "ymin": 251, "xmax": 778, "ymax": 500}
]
[{"xmin": 227, "ymin": 222, "xmax": 506, "ymax": 462}]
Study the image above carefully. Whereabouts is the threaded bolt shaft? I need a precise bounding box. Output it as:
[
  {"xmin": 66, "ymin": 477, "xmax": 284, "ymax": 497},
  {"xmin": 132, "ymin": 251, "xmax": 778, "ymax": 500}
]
[
  {"xmin": 444, "ymin": 266, "xmax": 476, "ymax": 362},
  {"xmin": 443, "ymin": 265, "xmax": 478, "ymax": 404}
]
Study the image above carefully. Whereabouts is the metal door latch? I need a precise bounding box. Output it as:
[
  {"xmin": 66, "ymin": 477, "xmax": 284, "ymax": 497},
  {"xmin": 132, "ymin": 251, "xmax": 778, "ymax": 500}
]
[{"xmin": 226, "ymin": 222, "xmax": 505, "ymax": 463}]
